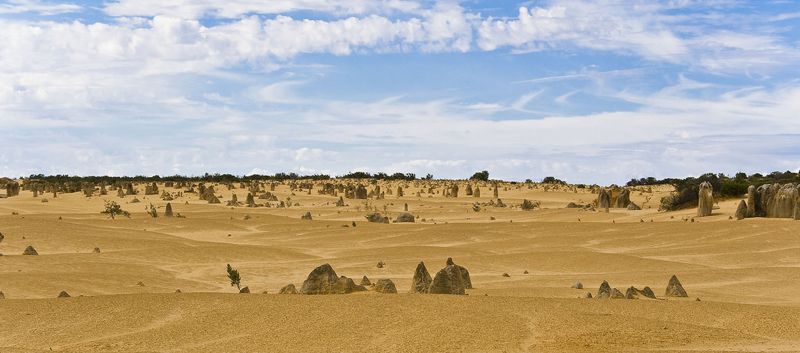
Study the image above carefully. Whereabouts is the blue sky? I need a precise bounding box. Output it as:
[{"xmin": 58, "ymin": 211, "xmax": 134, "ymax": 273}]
[{"xmin": 1, "ymin": 0, "xmax": 799, "ymax": 184}]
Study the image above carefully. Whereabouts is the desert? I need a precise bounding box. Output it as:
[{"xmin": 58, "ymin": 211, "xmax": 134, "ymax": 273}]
[{"xmin": 1, "ymin": 176, "xmax": 799, "ymax": 352}]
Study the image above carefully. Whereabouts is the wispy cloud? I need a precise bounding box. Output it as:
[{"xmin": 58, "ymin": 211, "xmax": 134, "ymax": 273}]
[{"xmin": 0, "ymin": 0, "xmax": 80, "ymax": 15}]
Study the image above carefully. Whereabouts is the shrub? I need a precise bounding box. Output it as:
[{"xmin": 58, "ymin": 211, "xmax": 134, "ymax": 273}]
[
  {"xmin": 101, "ymin": 201, "xmax": 130, "ymax": 219},
  {"xmin": 226, "ymin": 264, "xmax": 241, "ymax": 290}
]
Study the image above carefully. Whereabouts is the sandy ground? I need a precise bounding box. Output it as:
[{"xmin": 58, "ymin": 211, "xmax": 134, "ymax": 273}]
[{"xmin": 1, "ymin": 182, "xmax": 799, "ymax": 352}]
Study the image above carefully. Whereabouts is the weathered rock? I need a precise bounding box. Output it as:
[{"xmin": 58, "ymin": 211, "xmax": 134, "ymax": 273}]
[
  {"xmin": 300, "ymin": 264, "xmax": 339, "ymax": 294},
  {"xmin": 360, "ymin": 276, "xmax": 372, "ymax": 286},
  {"xmin": 164, "ymin": 203, "xmax": 174, "ymax": 217},
  {"xmin": 520, "ymin": 199, "xmax": 539, "ymax": 210},
  {"xmin": 299, "ymin": 264, "xmax": 364, "ymax": 294},
  {"xmin": 665, "ymin": 275, "xmax": 688, "ymax": 297},
  {"xmin": 93, "ymin": 247, "xmax": 101, "ymax": 253},
  {"xmin": 301, "ymin": 212, "xmax": 313, "ymax": 220},
  {"xmin": 444, "ymin": 257, "xmax": 472, "ymax": 289},
  {"xmin": 239, "ymin": 286, "xmax": 250, "ymax": 293},
  {"xmin": 57, "ymin": 291, "xmax": 70, "ymax": 298},
  {"xmin": 735, "ymin": 200, "xmax": 747, "ymax": 220},
  {"xmin": 365, "ymin": 213, "xmax": 389, "ymax": 223},
  {"xmin": 697, "ymin": 181, "xmax": 713, "ymax": 217},
  {"xmin": 23, "ymin": 245, "xmax": 38, "ymax": 255},
  {"xmin": 747, "ymin": 185, "xmax": 757, "ymax": 218},
  {"xmin": 333, "ymin": 276, "xmax": 366, "ymax": 294},
  {"xmin": 355, "ymin": 185, "xmax": 368, "ymax": 199},
  {"xmin": 0, "ymin": 291, "xmax": 4, "ymax": 299},
  {"xmin": 597, "ymin": 188, "xmax": 611, "ymax": 211},
  {"xmin": 206, "ymin": 193, "xmax": 221, "ymax": 204},
  {"xmin": 411, "ymin": 261, "xmax": 432, "ymax": 293},
  {"xmin": 764, "ymin": 184, "xmax": 798, "ymax": 218},
  {"xmin": 625, "ymin": 286, "xmax": 656, "ymax": 299},
  {"xmin": 374, "ymin": 279, "xmax": 398, "ymax": 294},
  {"xmin": 626, "ymin": 202, "xmax": 641, "ymax": 210},
  {"xmin": 571, "ymin": 281, "xmax": 583, "ymax": 289},
  {"xmin": 279, "ymin": 283, "xmax": 298, "ymax": 294},
  {"xmin": 428, "ymin": 265, "xmax": 466, "ymax": 295},
  {"xmin": 597, "ymin": 280, "xmax": 612, "ymax": 299},
  {"xmin": 615, "ymin": 188, "xmax": 631, "ymax": 208},
  {"xmin": 395, "ymin": 212, "xmax": 415, "ymax": 223},
  {"xmin": 611, "ymin": 288, "xmax": 626, "ymax": 299}
]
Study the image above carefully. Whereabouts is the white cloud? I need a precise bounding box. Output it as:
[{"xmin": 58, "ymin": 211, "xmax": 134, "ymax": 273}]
[
  {"xmin": 103, "ymin": 0, "xmax": 423, "ymax": 19},
  {"xmin": 0, "ymin": 0, "xmax": 80, "ymax": 15}
]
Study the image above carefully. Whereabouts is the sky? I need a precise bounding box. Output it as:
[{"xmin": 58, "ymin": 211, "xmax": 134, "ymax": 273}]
[{"xmin": 1, "ymin": 0, "xmax": 799, "ymax": 184}]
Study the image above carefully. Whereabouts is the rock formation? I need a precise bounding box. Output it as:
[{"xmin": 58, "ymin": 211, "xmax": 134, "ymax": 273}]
[
  {"xmin": 597, "ymin": 188, "xmax": 611, "ymax": 211},
  {"xmin": 411, "ymin": 261, "xmax": 432, "ymax": 293},
  {"xmin": 164, "ymin": 203, "xmax": 174, "ymax": 217},
  {"xmin": 365, "ymin": 213, "xmax": 389, "ymax": 223},
  {"xmin": 301, "ymin": 212, "xmax": 313, "ymax": 220},
  {"xmin": 735, "ymin": 200, "xmax": 747, "ymax": 220},
  {"xmin": 747, "ymin": 185, "xmax": 757, "ymax": 217},
  {"xmin": 597, "ymin": 281, "xmax": 612, "ymax": 299},
  {"xmin": 279, "ymin": 284, "xmax": 298, "ymax": 294},
  {"xmin": 665, "ymin": 275, "xmax": 688, "ymax": 297},
  {"xmin": 445, "ymin": 257, "xmax": 472, "ymax": 289},
  {"xmin": 615, "ymin": 188, "xmax": 631, "ymax": 208},
  {"xmin": 57, "ymin": 291, "xmax": 70, "ymax": 298},
  {"xmin": 571, "ymin": 282, "xmax": 583, "ymax": 289},
  {"xmin": 697, "ymin": 181, "xmax": 713, "ymax": 217},
  {"xmin": 23, "ymin": 245, "xmax": 38, "ymax": 255},
  {"xmin": 299, "ymin": 264, "xmax": 364, "ymax": 294},
  {"xmin": 395, "ymin": 212, "xmax": 415, "ymax": 223},
  {"xmin": 428, "ymin": 265, "xmax": 466, "ymax": 295},
  {"xmin": 360, "ymin": 276, "xmax": 371, "ymax": 286},
  {"xmin": 5, "ymin": 182, "xmax": 20, "ymax": 197},
  {"xmin": 625, "ymin": 286, "xmax": 656, "ymax": 299},
  {"xmin": 626, "ymin": 202, "xmax": 641, "ymax": 210},
  {"xmin": 373, "ymin": 279, "xmax": 397, "ymax": 294}
]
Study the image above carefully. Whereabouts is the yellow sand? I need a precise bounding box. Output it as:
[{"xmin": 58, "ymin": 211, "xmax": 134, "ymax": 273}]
[{"xmin": 0, "ymin": 182, "xmax": 798, "ymax": 352}]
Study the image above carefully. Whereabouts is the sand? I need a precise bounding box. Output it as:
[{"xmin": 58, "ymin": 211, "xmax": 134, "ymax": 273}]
[{"xmin": 1, "ymin": 182, "xmax": 799, "ymax": 352}]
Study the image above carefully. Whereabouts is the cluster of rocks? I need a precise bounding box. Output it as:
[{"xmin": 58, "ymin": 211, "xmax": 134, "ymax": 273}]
[
  {"xmin": 595, "ymin": 187, "xmax": 640, "ymax": 211},
  {"xmin": 411, "ymin": 258, "xmax": 472, "ymax": 294},
  {"xmin": 735, "ymin": 183, "xmax": 800, "ymax": 220},
  {"xmin": 279, "ymin": 259, "xmax": 471, "ymax": 296},
  {"xmin": 589, "ymin": 275, "xmax": 688, "ymax": 300}
]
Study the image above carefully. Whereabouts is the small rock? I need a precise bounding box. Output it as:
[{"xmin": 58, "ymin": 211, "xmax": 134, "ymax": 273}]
[
  {"xmin": 373, "ymin": 279, "xmax": 398, "ymax": 294},
  {"xmin": 22, "ymin": 246, "xmax": 38, "ymax": 256},
  {"xmin": 279, "ymin": 284, "xmax": 298, "ymax": 294}
]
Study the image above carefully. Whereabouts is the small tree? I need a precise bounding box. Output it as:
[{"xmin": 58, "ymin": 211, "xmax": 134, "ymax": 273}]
[
  {"xmin": 226, "ymin": 264, "xmax": 241, "ymax": 290},
  {"xmin": 469, "ymin": 170, "xmax": 490, "ymax": 181},
  {"xmin": 101, "ymin": 201, "xmax": 130, "ymax": 219}
]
